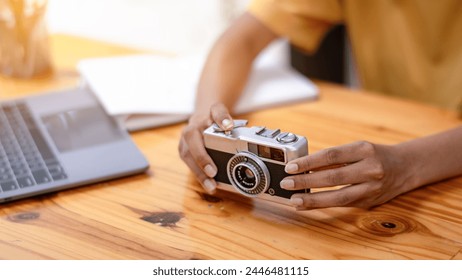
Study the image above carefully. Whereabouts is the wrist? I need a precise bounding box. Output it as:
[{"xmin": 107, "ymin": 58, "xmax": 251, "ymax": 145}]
[
  {"xmin": 390, "ymin": 143, "xmax": 422, "ymax": 192},
  {"xmin": 394, "ymin": 126, "xmax": 462, "ymax": 190},
  {"xmin": 188, "ymin": 112, "xmax": 211, "ymax": 127}
]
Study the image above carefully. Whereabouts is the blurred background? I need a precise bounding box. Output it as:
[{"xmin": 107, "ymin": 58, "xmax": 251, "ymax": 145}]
[
  {"xmin": 47, "ymin": 0, "xmax": 250, "ymax": 54},
  {"xmin": 46, "ymin": 0, "xmax": 354, "ymax": 86}
]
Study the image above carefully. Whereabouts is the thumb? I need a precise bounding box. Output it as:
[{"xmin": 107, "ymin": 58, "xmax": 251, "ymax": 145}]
[{"xmin": 210, "ymin": 103, "xmax": 233, "ymax": 130}]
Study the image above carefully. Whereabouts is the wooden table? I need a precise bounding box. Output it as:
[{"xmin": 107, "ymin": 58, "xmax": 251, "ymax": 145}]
[{"xmin": 1, "ymin": 34, "xmax": 461, "ymax": 260}]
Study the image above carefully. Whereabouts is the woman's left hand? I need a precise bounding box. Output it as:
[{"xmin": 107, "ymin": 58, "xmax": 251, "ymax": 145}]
[{"xmin": 280, "ymin": 141, "xmax": 417, "ymax": 210}]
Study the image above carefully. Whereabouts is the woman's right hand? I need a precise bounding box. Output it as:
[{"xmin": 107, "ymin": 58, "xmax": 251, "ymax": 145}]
[
  {"xmin": 177, "ymin": 13, "xmax": 277, "ymax": 194},
  {"xmin": 179, "ymin": 103, "xmax": 234, "ymax": 194}
]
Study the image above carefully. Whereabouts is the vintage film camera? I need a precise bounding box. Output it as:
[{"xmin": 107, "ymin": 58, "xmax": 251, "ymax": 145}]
[{"xmin": 204, "ymin": 120, "xmax": 309, "ymax": 205}]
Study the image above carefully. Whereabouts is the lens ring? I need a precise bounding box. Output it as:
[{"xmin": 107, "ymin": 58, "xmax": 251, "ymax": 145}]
[
  {"xmin": 227, "ymin": 152, "xmax": 270, "ymax": 196},
  {"xmin": 232, "ymin": 162, "xmax": 260, "ymax": 191}
]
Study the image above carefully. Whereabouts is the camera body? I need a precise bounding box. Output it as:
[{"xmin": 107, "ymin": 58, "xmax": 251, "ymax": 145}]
[{"xmin": 204, "ymin": 120, "xmax": 309, "ymax": 205}]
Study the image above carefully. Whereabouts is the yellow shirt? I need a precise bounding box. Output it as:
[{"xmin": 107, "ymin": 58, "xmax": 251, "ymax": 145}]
[{"xmin": 248, "ymin": 0, "xmax": 462, "ymax": 112}]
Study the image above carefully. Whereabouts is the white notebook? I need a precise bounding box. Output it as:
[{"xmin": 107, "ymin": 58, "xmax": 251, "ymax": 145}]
[{"xmin": 77, "ymin": 40, "xmax": 318, "ymax": 131}]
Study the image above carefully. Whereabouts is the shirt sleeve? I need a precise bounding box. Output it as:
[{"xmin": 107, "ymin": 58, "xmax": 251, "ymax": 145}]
[{"xmin": 248, "ymin": 0, "xmax": 343, "ymax": 53}]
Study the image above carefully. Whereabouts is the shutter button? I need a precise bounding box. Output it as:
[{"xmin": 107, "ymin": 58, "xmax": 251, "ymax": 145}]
[{"xmin": 276, "ymin": 132, "xmax": 298, "ymax": 144}]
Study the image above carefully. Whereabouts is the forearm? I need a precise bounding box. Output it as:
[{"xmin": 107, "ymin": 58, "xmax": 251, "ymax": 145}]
[
  {"xmin": 398, "ymin": 125, "xmax": 462, "ymax": 189},
  {"xmin": 193, "ymin": 12, "xmax": 278, "ymax": 118},
  {"xmin": 194, "ymin": 38, "xmax": 253, "ymax": 114}
]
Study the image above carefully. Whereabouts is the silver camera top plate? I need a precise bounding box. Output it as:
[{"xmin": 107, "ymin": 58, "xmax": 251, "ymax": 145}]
[{"xmin": 204, "ymin": 120, "xmax": 308, "ymax": 164}]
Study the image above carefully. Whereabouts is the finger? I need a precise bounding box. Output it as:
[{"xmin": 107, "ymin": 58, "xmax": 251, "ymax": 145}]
[
  {"xmin": 210, "ymin": 103, "xmax": 233, "ymax": 130},
  {"xmin": 289, "ymin": 183, "xmax": 377, "ymax": 210},
  {"xmin": 285, "ymin": 141, "xmax": 377, "ymax": 173},
  {"xmin": 181, "ymin": 126, "xmax": 218, "ymax": 178},
  {"xmin": 281, "ymin": 159, "xmax": 382, "ymax": 190},
  {"xmin": 179, "ymin": 141, "xmax": 217, "ymax": 194},
  {"xmin": 186, "ymin": 157, "xmax": 218, "ymax": 194}
]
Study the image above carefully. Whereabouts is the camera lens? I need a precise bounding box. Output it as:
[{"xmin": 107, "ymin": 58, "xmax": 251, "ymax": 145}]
[
  {"xmin": 234, "ymin": 165, "xmax": 257, "ymax": 189},
  {"xmin": 227, "ymin": 152, "xmax": 270, "ymax": 196}
]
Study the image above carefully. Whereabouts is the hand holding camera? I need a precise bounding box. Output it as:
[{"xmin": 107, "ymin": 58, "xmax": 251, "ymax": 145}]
[
  {"xmin": 178, "ymin": 103, "xmax": 234, "ymax": 195},
  {"xmin": 179, "ymin": 103, "xmax": 426, "ymax": 210},
  {"xmin": 178, "ymin": 101, "xmax": 310, "ymax": 206}
]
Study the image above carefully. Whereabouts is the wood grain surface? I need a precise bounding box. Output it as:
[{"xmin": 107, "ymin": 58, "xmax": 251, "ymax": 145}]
[{"xmin": 0, "ymin": 35, "xmax": 461, "ymax": 260}]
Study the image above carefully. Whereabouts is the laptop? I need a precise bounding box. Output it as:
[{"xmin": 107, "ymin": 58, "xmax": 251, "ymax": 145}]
[{"xmin": 0, "ymin": 87, "xmax": 149, "ymax": 203}]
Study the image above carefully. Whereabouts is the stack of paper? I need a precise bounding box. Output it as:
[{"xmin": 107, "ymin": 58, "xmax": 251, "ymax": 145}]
[{"xmin": 77, "ymin": 40, "xmax": 318, "ymax": 131}]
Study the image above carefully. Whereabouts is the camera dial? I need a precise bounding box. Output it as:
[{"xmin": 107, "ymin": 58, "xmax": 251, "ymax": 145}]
[{"xmin": 227, "ymin": 152, "xmax": 270, "ymax": 196}]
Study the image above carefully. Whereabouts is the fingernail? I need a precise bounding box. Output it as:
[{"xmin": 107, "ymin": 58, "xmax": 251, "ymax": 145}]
[
  {"xmin": 222, "ymin": 119, "xmax": 233, "ymax": 129},
  {"xmin": 290, "ymin": 197, "xmax": 304, "ymax": 207},
  {"xmin": 204, "ymin": 164, "xmax": 217, "ymax": 177},
  {"xmin": 280, "ymin": 179, "xmax": 294, "ymax": 189},
  {"xmin": 285, "ymin": 163, "xmax": 298, "ymax": 173},
  {"xmin": 203, "ymin": 179, "xmax": 216, "ymax": 194}
]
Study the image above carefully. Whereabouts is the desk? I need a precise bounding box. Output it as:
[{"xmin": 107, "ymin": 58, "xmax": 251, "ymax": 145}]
[{"xmin": 0, "ymin": 35, "xmax": 461, "ymax": 260}]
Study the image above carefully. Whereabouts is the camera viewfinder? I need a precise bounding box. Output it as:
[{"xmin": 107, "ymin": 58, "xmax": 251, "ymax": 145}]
[{"xmin": 248, "ymin": 143, "xmax": 285, "ymax": 162}]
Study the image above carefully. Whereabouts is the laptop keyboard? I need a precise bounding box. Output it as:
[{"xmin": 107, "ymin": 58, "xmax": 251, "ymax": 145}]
[{"xmin": 0, "ymin": 103, "xmax": 67, "ymax": 193}]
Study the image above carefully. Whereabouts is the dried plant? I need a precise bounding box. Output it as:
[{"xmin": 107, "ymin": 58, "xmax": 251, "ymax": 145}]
[{"xmin": 0, "ymin": 0, "xmax": 51, "ymax": 77}]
